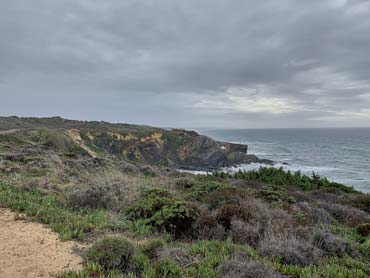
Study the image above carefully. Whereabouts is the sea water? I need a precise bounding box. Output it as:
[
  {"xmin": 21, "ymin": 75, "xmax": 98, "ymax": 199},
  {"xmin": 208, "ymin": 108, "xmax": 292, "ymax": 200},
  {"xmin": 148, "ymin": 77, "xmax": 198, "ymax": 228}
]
[{"xmin": 198, "ymin": 128, "xmax": 370, "ymax": 193}]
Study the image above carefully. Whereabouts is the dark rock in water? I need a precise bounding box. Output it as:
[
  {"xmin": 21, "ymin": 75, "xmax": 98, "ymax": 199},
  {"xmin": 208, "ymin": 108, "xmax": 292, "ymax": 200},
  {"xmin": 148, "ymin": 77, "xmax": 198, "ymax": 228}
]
[{"xmin": 245, "ymin": 154, "xmax": 274, "ymax": 165}]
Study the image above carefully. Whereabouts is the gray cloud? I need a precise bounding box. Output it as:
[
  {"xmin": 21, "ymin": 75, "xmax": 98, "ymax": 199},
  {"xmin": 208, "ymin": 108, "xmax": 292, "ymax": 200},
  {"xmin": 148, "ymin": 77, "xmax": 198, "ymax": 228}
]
[{"xmin": 1, "ymin": 0, "xmax": 370, "ymax": 128}]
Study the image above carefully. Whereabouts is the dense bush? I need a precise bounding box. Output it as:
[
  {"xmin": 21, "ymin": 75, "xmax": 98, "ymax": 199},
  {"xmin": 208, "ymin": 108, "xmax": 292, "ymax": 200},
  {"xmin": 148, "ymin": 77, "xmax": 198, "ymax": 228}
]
[
  {"xmin": 218, "ymin": 259, "xmax": 280, "ymax": 278},
  {"xmin": 139, "ymin": 238, "xmax": 165, "ymax": 259},
  {"xmin": 259, "ymin": 233, "xmax": 322, "ymax": 266},
  {"xmin": 126, "ymin": 188, "xmax": 173, "ymax": 219},
  {"xmin": 216, "ymin": 198, "xmax": 269, "ymax": 230},
  {"xmin": 202, "ymin": 187, "xmax": 246, "ymax": 209},
  {"xmin": 255, "ymin": 189, "xmax": 295, "ymax": 204},
  {"xmin": 63, "ymin": 182, "xmax": 128, "ymax": 211},
  {"xmin": 191, "ymin": 196, "xmax": 294, "ymax": 244},
  {"xmin": 356, "ymin": 223, "xmax": 370, "ymax": 237},
  {"xmin": 174, "ymin": 177, "xmax": 196, "ymax": 189},
  {"xmin": 191, "ymin": 196, "xmax": 291, "ymax": 245},
  {"xmin": 292, "ymin": 202, "xmax": 334, "ymax": 226},
  {"xmin": 312, "ymin": 230, "xmax": 355, "ymax": 257},
  {"xmin": 126, "ymin": 187, "xmax": 194, "ymax": 235},
  {"xmin": 214, "ymin": 167, "xmax": 357, "ymax": 192},
  {"xmin": 216, "ymin": 204, "xmax": 249, "ymax": 230},
  {"xmin": 86, "ymin": 237, "xmax": 135, "ymax": 272},
  {"xmin": 230, "ymin": 219, "xmax": 261, "ymax": 247},
  {"xmin": 192, "ymin": 206, "xmax": 226, "ymax": 240},
  {"xmin": 40, "ymin": 130, "xmax": 71, "ymax": 151},
  {"xmin": 319, "ymin": 202, "xmax": 370, "ymax": 227},
  {"xmin": 264, "ymin": 208, "xmax": 295, "ymax": 236},
  {"xmin": 346, "ymin": 194, "xmax": 370, "ymax": 213},
  {"xmin": 189, "ymin": 181, "xmax": 225, "ymax": 200}
]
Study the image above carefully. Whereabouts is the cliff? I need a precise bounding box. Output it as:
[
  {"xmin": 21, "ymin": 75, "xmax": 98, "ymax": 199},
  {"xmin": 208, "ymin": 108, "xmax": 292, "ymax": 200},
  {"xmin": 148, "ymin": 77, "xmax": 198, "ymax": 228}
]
[{"xmin": 0, "ymin": 116, "xmax": 268, "ymax": 170}]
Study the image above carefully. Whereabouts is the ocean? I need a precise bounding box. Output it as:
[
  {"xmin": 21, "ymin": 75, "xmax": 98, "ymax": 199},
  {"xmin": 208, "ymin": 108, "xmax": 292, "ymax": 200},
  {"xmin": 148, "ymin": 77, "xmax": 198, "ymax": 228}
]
[{"xmin": 197, "ymin": 128, "xmax": 370, "ymax": 193}]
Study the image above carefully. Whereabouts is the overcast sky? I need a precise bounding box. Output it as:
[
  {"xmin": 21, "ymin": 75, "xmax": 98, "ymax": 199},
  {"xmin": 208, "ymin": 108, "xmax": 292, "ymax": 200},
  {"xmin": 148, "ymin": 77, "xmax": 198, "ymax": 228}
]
[{"xmin": 1, "ymin": 0, "xmax": 370, "ymax": 128}]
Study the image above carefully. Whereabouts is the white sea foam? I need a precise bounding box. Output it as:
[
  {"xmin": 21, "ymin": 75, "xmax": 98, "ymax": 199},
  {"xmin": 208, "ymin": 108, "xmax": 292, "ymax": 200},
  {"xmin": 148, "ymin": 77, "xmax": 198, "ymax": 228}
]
[
  {"xmin": 227, "ymin": 162, "xmax": 336, "ymax": 175},
  {"xmin": 185, "ymin": 128, "xmax": 370, "ymax": 192}
]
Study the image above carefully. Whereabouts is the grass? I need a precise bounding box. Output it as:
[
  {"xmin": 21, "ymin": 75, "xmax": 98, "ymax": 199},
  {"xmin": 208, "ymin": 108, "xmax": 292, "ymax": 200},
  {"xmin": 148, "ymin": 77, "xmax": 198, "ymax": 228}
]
[
  {"xmin": 0, "ymin": 181, "xmax": 124, "ymax": 240},
  {"xmin": 1, "ymin": 144, "xmax": 369, "ymax": 278},
  {"xmin": 3, "ymin": 174, "xmax": 370, "ymax": 277},
  {"xmin": 277, "ymin": 257, "xmax": 370, "ymax": 278}
]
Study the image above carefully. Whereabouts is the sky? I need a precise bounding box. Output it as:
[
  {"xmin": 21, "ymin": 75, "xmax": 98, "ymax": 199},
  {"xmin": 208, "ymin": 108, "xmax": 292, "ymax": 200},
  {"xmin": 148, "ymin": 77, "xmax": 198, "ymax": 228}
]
[{"xmin": 1, "ymin": 0, "xmax": 370, "ymax": 128}]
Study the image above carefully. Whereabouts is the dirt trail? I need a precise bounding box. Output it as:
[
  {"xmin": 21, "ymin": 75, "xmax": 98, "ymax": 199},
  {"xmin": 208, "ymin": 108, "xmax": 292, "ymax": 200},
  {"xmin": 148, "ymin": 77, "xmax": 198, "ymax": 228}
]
[{"xmin": 0, "ymin": 208, "xmax": 84, "ymax": 278}]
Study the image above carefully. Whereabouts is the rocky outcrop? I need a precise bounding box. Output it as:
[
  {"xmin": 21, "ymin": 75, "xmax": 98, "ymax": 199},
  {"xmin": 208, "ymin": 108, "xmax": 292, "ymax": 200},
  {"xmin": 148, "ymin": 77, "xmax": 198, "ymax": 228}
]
[
  {"xmin": 0, "ymin": 117, "xmax": 271, "ymax": 170},
  {"xmin": 81, "ymin": 128, "xmax": 271, "ymax": 169}
]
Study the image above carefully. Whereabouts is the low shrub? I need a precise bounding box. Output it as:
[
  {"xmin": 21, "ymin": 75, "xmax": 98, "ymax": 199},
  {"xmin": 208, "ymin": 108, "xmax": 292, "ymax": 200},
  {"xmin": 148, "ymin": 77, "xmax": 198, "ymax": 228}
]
[
  {"xmin": 216, "ymin": 204, "xmax": 249, "ymax": 230},
  {"xmin": 266, "ymin": 208, "xmax": 295, "ymax": 235},
  {"xmin": 63, "ymin": 182, "xmax": 127, "ymax": 211},
  {"xmin": 174, "ymin": 177, "xmax": 196, "ymax": 189},
  {"xmin": 288, "ymin": 190, "xmax": 313, "ymax": 202},
  {"xmin": 347, "ymin": 194, "xmax": 370, "ymax": 213},
  {"xmin": 310, "ymin": 188, "xmax": 346, "ymax": 202},
  {"xmin": 255, "ymin": 189, "xmax": 295, "ymax": 204},
  {"xmin": 126, "ymin": 187, "xmax": 194, "ymax": 236},
  {"xmin": 218, "ymin": 259, "xmax": 280, "ymax": 278},
  {"xmin": 230, "ymin": 219, "xmax": 261, "ymax": 247},
  {"xmin": 40, "ymin": 130, "xmax": 71, "ymax": 151},
  {"xmin": 192, "ymin": 206, "xmax": 226, "ymax": 240},
  {"xmin": 139, "ymin": 238, "xmax": 165, "ymax": 259},
  {"xmin": 215, "ymin": 167, "xmax": 357, "ymax": 193},
  {"xmin": 292, "ymin": 202, "xmax": 333, "ymax": 226},
  {"xmin": 202, "ymin": 187, "xmax": 246, "ymax": 209},
  {"xmin": 86, "ymin": 237, "xmax": 135, "ymax": 273},
  {"xmin": 215, "ymin": 198, "xmax": 270, "ymax": 230},
  {"xmin": 259, "ymin": 233, "xmax": 322, "ymax": 266},
  {"xmin": 312, "ymin": 230, "xmax": 355, "ymax": 257},
  {"xmin": 319, "ymin": 202, "xmax": 370, "ymax": 227},
  {"xmin": 356, "ymin": 223, "xmax": 370, "ymax": 237},
  {"xmin": 126, "ymin": 188, "xmax": 173, "ymax": 219},
  {"xmin": 189, "ymin": 181, "xmax": 225, "ymax": 200},
  {"xmin": 64, "ymin": 143, "xmax": 88, "ymax": 157}
]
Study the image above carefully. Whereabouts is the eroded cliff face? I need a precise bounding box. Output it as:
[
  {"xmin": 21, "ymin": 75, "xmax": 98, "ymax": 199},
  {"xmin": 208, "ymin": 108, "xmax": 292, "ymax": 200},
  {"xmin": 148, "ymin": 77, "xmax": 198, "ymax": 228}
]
[
  {"xmin": 76, "ymin": 128, "xmax": 252, "ymax": 169},
  {"xmin": 0, "ymin": 117, "xmax": 267, "ymax": 170}
]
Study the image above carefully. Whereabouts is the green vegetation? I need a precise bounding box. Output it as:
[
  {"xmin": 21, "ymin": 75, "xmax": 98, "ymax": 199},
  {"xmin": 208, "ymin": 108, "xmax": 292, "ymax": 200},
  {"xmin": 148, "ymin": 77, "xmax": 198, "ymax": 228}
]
[
  {"xmin": 0, "ymin": 181, "xmax": 122, "ymax": 240},
  {"xmin": 126, "ymin": 188, "xmax": 194, "ymax": 236},
  {"xmin": 347, "ymin": 194, "xmax": 370, "ymax": 213},
  {"xmin": 86, "ymin": 237, "xmax": 135, "ymax": 273},
  {"xmin": 162, "ymin": 132, "xmax": 186, "ymax": 150},
  {"xmin": 214, "ymin": 167, "xmax": 358, "ymax": 193},
  {"xmin": 130, "ymin": 130, "xmax": 155, "ymax": 139},
  {"xmin": 188, "ymin": 181, "xmax": 225, "ymax": 200},
  {"xmin": 357, "ymin": 223, "xmax": 370, "ymax": 236},
  {"xmin": 64, "ymin": 144, "xmax": 88, "ymax": 157},
  {"xmin": 1, "ymin": 117, "xmax": 369, "ymax": 277}
]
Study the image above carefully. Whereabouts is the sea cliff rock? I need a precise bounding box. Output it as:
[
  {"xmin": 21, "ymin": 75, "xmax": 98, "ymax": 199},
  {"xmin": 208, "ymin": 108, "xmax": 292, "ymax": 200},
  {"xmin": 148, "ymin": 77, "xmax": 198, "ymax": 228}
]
[{"xmin": 0, "ymin": 116, "xmax": 271, "ymax": 170}]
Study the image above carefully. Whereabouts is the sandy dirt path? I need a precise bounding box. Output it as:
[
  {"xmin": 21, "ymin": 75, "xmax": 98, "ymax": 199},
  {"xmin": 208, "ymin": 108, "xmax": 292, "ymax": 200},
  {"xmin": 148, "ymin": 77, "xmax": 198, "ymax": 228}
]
[{"xmin": 0, "ymin": 208, "xmax": 84, "ymax": 278}]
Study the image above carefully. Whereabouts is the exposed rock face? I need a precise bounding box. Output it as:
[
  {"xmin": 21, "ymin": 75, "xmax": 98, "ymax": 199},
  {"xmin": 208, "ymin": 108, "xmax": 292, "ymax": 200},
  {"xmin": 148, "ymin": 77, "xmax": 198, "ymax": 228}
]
[
  {"xmin": 0, "ymin": 117, "xmax": 271, "ymax": 170},
  {"xmin": 84, "ymin": 129, "xmax": 255, "ymax": 169}
]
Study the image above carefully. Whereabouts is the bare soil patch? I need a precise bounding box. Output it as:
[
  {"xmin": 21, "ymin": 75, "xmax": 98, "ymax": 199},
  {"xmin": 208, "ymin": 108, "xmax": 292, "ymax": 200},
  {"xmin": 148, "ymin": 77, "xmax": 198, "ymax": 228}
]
[{"xmin": 0, "ymin": 208, "xmax": 84, "ymax": 278}]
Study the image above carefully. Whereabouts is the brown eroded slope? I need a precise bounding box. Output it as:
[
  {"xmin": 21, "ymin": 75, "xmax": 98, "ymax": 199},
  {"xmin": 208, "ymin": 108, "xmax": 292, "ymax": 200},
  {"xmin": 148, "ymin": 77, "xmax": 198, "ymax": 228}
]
[{"xmin": 0, "ymin": 208, "xmax": 84, "ymax": 278}]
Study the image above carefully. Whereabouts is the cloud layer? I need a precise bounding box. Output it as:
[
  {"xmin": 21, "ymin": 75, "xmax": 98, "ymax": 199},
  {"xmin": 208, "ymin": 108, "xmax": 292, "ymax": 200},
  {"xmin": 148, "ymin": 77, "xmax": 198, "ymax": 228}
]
[{"xmin": 1, "ymin": 0, "xmax": 370, "ymax": 128}]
